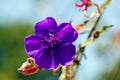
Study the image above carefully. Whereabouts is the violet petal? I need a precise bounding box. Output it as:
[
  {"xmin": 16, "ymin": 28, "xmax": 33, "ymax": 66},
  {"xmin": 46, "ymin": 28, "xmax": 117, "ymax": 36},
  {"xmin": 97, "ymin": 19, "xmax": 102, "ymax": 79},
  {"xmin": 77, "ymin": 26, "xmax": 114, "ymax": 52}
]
[
  {"xmin": 35, "ymin": 17, "xmax": 57, "ymax": 37},
  {"xmin": 24, "ymin": 34, "xmax": 46, "ymax": 57},
  {"xmin": 57, "ymin": 23, "xmax": 78, "ymax": 44},
  {"xmin": 54, "ymin": 43, "xmax": 75, "ymax": 65},
  {"xmin": 35, "ymin": 49, "xmax": 59, "ymax": 70}
]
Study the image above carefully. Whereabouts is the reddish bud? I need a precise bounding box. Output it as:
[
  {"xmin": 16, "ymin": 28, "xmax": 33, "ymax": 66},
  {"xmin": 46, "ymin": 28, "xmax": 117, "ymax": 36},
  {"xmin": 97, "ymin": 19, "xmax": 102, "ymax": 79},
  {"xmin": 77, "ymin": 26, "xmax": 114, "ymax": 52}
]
[
  {"xmin": 18, "ymin": 58, "xmax": 40, "ymax": 75},
  {"xmin": 92, "ymin": 31, "xmax": 100, "ymax": 39}
]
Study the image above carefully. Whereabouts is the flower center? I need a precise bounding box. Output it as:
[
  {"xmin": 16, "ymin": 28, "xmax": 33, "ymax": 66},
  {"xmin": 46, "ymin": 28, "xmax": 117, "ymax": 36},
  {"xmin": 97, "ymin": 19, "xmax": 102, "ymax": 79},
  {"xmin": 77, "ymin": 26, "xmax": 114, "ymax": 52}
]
[
  {"xmin": 43, "ymin": 30, "xmax": 60, "ymax": 47},
  {"xmin": 47, "ymin": 33, "xmax": 57, "ymax": 47}
]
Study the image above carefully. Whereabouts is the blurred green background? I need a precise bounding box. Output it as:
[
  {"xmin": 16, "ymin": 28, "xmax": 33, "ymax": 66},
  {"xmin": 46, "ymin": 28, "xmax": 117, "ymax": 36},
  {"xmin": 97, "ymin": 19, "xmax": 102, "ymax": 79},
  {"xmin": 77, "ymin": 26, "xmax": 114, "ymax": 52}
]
[{"xmin": 0, "ymin": 0, "xmax": 120, "ymax": 80}]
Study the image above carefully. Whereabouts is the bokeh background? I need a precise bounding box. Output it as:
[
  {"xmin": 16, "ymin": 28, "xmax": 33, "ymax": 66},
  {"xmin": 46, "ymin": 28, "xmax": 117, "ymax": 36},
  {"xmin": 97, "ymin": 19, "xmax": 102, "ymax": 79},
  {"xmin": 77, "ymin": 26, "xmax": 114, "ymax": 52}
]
[{"xmin": 0, "ymin": 0, "xmax": 120, "ymax": 80}]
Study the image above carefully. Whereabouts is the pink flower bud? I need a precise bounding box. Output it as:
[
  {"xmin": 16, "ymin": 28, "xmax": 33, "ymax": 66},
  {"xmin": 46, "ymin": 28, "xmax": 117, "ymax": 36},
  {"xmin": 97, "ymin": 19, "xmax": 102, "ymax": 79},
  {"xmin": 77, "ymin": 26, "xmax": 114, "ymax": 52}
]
[{"xmin": 18, "ymin": 58, "xmax": 40, "ymax": 75}]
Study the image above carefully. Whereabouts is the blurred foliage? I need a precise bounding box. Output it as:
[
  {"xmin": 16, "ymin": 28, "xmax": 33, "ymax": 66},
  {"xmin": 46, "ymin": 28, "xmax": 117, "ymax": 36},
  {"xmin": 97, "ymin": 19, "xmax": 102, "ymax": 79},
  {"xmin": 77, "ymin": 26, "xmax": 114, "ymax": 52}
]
[
  {"xmin": 98, "ymin": 61, "xmax": 120, "ymax": 80},
  {"xmin": 0, "ymin": 23, "xmax": 60, "ymax": 80}
]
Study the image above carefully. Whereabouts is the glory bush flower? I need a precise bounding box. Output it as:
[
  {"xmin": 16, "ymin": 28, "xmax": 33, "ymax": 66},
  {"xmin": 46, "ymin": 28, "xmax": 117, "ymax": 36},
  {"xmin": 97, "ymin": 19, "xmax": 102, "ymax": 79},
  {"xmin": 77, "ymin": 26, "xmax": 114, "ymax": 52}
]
[{"xmin": 24, "ymin": 17, "xmax": 78, "ymax": 70}]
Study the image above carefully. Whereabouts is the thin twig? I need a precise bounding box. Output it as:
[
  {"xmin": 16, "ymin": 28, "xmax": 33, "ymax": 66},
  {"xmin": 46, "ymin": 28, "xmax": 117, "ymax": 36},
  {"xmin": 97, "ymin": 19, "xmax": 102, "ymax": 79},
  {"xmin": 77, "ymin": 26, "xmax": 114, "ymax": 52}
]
[
  {"xmin": 87, "ymin": 11, "xmax": 103, "ymax": 38},
  {"xmin": 78, "ymin": 23, "xmax": 96, "ymax": 34}
]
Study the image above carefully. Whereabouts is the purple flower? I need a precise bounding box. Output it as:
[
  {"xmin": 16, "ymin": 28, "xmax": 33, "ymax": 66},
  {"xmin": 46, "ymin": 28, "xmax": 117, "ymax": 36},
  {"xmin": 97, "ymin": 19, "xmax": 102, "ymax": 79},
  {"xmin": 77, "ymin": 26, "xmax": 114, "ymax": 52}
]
[{"xmin": 24, "ymin": 17, "xmax": 78, "ymax": 70}]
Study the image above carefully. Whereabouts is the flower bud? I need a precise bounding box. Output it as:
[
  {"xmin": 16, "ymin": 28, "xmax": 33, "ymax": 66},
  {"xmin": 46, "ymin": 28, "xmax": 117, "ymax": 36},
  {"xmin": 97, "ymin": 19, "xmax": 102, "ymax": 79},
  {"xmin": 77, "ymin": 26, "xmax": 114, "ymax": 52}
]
[
  {"xmin": 92, "ymin": 31, "xmax": 100, "ymax": 39},
  {"xmin": 18, "ymin": 58, "xmax": 40, "ymax": 75}
]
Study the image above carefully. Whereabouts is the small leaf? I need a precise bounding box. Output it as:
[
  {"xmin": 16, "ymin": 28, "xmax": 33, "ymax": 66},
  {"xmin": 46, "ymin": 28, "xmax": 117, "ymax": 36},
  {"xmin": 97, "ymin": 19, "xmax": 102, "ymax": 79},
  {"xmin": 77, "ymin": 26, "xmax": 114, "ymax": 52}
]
[
  {"xmin": 98, "ymin": 25, "xmax": 113, "ymax": 33},
  {"xmin": 81, "ymin": 38, "xmax": 93, "ymax": 47},
  {"xmin": 89, "ymin": 11, "xmax": 97, "ymax": 18},
  {"xmin": 75, "ymin": 20, "xmax": 89, "ymax": 31},
  {"xmin": 80, "ymin": 25, "xmax": 113, "ymax": 47},
  {"xmin": 101, "ymin": 0, "xmax": 112, "ymax": 10}
]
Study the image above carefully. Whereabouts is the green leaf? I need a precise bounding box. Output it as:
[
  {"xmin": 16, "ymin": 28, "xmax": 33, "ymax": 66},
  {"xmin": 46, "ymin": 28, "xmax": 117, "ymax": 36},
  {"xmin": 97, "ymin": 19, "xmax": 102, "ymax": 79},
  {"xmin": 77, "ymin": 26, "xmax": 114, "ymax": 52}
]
[
  {"xmin": 98, "ymin": 25, "xmax": 113, "ymax": 33},
  {"xmin": 101, "ymin": 0, "xmax": 112, "ymax": 10},
  {"xmin": 81, "ymin": 38, "xmax": 93, "ymax": 47}
]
